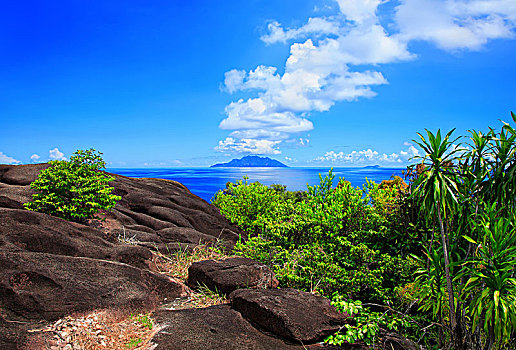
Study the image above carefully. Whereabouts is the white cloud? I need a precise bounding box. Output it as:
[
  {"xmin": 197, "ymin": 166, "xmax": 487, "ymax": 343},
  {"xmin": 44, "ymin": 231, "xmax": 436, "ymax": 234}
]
[
  {"xmin": 218, "ymin": 0, "xmax": 516, "ymax": 155},
  {"xmin": 220, "ymin": 98, "xmax": 314, "ymax": 133},
  {"xmin": 313, "ymin": 144, "xmax": 420, "ymax": 165},
  {"xmin": 399, "ymin": 145, "xmax": 420, "ymax": 158},
  {"xmin": 261, "ymin": 18, "xmax": 341, "ymax": 44},
  {"xmin": 49, "ymin": 148, "xmax": 66, "ymax": 160},
  {"xmin": 395, "ymin": 0, "xmax": 516, "ymax": 51},
  {"xmin": 299, "ymin": 138, "xmax": 310, "ymax": 146},
  {"xmin": 30, "ymin": 154, "xmax": 40, "ymax": 162},
  {"xmin": 215, "ymin": 137, "xmax": 281, "ymax": 155},
  {"xmin": 223, "ymin": 69, "xmax": 247, "ymax": 94},
  {"xmin": 0, "ymin": 152, "xmax": 21, "ymax": 164},
  {"xmin": 336, "ymin": 0, "xmax": 383, "ymax": 24}
]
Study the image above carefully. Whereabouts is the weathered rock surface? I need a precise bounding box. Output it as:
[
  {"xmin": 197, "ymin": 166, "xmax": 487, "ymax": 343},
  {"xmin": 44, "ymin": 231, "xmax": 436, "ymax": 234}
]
[
  {"xmin": 111, "ymin": 175, "xmax": 242, "ymax": 247},
  {"xmin": 0, "ymin": 164, "xmax": 243, "ymax": 251},
  {"xmin": 0, "ymin": 208, "xmax": 152, "ymax": 269},
  {"xmin": 0, "ymin": 163, "xmax": 243, "ymax": 348},
  {"xmin": 151, "ymin": 305, "xmax": 355, "ymax": 350},
  {"xmin": 187, "ymin": 257, "xmax": 279, "ymax": 295},
  {"xmin": 230, "ymin": 288, "xmax": 349, "ymax": 343},
  {"xmin": 0, "ymin": 250, "xmax": 185, "ymax": 321}
]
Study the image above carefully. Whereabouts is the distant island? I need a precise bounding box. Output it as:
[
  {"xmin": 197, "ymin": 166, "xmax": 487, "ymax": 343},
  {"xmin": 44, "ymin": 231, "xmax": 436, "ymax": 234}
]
[{"xmin": 211, "ymin": 155, "xmax": 288, "ymax": 168}]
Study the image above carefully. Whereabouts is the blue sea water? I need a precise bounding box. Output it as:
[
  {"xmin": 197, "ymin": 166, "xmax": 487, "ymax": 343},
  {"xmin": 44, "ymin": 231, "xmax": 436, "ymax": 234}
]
[{"xmin": 108, "ymin": 167, "xmax": 404, "ymax": 202}]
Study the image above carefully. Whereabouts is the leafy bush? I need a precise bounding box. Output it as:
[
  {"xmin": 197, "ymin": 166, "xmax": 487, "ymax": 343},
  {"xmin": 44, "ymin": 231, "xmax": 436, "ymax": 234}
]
[
  {"xmin": 214, "ymin": 170, "xmax": 420, "ymax": 303},
  {"xmin": 325, "ymin": 296, "xmax": 417, "ymax": 346},
  {"xmin": 409, "ymin": 112, "xmax": 516, "ymax": 348},
  {"xmin": 24, "ymin": 148, "xmax": 120, "ymax": 222}
]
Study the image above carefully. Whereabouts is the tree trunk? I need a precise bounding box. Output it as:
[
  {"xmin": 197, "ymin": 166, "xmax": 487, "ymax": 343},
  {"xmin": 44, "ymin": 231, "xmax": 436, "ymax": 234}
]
[{"xmin": 436, "ymin": 201, "xmax": 460, "ymax": 347}]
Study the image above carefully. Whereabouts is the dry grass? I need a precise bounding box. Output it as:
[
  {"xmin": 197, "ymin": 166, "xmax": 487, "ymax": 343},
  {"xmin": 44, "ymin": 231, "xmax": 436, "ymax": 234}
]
[
  {"xmin": 165, "ymin": 284, "xmax": 228, "ymax": 310},
  {"xmin": 151, "ymin": 241, "xmax": 233, "ymax": 282},
  {"xmin": 27, "ymin": 243, "xmax": 235, "ymax": 349},
  {"xmin": 151, "ymin": 242, "xmax": 233, "ymax": 309},
  {"xmin": 30, "ymin": 310, "xmax": 157, "ymax": 350}
]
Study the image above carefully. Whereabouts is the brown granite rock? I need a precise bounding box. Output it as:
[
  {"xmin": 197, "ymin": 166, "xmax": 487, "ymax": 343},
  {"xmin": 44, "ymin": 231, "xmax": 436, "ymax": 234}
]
[
  {"xmin": 0, "ymin": 163, "xmax": 244, "ymax": 349},
  {"xmin": 151, "ymin": 305, "xmax": 355, "ymax": 350},
  {"xmin": 230, "ymin": 288, "xmax": 349, "ymax": 343},
  {"xmin": 0, "ymin": 163, "xmax": 244, "ymax": 252},
  {"xmin": 187, "ymin": 257, "xmax": 279, "ymax": 295},
  {"xmin": 0, "ymin": 208, "xmax": 151, "ymax": 269},
  {"xmin": 0, "ymin": 250, "xmax": 186, "ymax": 321}
]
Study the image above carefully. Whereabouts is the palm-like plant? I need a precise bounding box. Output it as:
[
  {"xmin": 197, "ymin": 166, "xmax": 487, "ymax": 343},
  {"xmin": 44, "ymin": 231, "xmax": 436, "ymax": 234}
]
[
  {"xmin": 411, "ymin": 129, "xmax": 462, "ymax": 337},
  {"xmin": 480, "ymin": 112, "xmax": 516, "ymax": 211},
  {"xmin": 462, "ymin": 203, "xmax": 516, "ymax": 349}
]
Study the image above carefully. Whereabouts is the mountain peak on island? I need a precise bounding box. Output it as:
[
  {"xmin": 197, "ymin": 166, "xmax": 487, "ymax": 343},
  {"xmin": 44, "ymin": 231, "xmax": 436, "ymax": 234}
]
[{"xmin": 211, "ymin": 155, "xmax": 288, "ymax": 168}]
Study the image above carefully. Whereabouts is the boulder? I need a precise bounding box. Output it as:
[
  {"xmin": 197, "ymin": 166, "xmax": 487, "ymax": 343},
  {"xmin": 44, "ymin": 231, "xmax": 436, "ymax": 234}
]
[
  {"xmin": 0, "ymin": 164, "xmax": 244, "ymax": 252},
  {"xmin": 159, "ymin": 227, "xmax": 217, "ymax": 245},
  {"xmin": 0, "ymin": 250, "xmax": 185, "ymax": 321},
  {"xmin": 0, "ymin": 208, "xmax": 152, "ymax": 269},
  {"xmin": 0, "ymin": 164, "xmax": 50, "ymax": 185},
  {"xmin": 151, "ymin": 304, "xmax": 351, "ymax": 350},
  {"xmin": 230, "ymin": 288, "xmax": 349, "ymax": 343},
  {"xmin": 187, "ymin": 257, "xmax": 279, "ymax": 295}
]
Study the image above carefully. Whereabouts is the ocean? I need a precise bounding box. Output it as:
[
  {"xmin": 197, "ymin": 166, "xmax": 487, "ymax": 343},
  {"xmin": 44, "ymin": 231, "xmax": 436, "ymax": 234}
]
[{"xmin": 108, "ymin": 167, "xmax": 405, "ymax": 202}]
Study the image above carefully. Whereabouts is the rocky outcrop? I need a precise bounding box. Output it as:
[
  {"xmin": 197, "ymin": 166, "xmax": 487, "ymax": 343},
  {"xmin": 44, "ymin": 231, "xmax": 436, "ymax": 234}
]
[
  {"xmin": 0, "ymin": 163, "xmax": 243, "ymax": 348},
  {"xmin": 230, "ymin": 288, "xmax": 349, "ymax": 343},
  {"xmin": 0, "ymin": 250, "xmax": 185, "ymax": 321},
  {"xmin": 187, "ymin": 257, "xmax": 279, "ymax": 295},
  {"xmin": 110, "ymin": 175, "xmax": 242, "ymax": 247},
  {"xmin": 0, "ymin": 163, "xmax": 417, "ymax": 350},
  {"xmin": 0, "ymin": 164, "xmax": 243, "ymax": 251},
  {"xmin": 151, "ymin": 305, "xmax": 355, "ymax": 350}
]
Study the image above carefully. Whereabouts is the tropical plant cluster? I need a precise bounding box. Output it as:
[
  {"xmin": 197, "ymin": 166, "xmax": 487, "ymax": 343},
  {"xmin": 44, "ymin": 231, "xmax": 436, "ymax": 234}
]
[
  {"xmin": 25, "ymin": 148, "xmax": 120, "ymax": 222},
  {"xmin": 214, "ymin": 172, "xmax": 419, "ymax": 304},
  {"xmin": 407, "ymin": 112, "xmax": 516, "ymax": 349},
  {"xmin": 212, "ymin": 112, "xmax": 516, "ymax": 349}
]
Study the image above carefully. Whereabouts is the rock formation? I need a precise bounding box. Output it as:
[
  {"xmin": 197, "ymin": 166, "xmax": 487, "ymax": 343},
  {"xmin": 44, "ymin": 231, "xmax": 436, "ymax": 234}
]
[
  {"xmin": 0, "ymin": 163, "xmax": 418, "ymax": 350},
  {"xmin": 0, "ymin": 164, "xmax": 242, "ymax": 348},
  {"xmin": 187, "ymin": 257, "xmax": 279, "ymax": 295}
]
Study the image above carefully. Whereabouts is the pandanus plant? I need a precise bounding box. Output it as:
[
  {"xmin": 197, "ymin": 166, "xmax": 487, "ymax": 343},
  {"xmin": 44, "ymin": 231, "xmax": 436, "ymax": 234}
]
[
  {"xmin": 411, "ymin": 129, "xmax": 463, "ymax": 344},
  {"xmin": 412, "ymin": 112, "xmax": 516, "ymax": 349}
]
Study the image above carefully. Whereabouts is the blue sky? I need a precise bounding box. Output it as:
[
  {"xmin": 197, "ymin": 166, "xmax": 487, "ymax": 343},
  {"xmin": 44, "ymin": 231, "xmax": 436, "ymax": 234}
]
[{"xmin": 1, "ymin": 0, "xmax": 515, "ymax": 167}]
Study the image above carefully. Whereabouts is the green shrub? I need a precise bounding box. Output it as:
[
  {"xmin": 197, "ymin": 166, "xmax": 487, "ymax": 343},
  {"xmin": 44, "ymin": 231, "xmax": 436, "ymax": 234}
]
[
  {"xmin": 215, "ymin": 170, "xmax": 421, "ymax": 303},
  {"xmin": 24, "ymin": 148, "xmax": 121, "ymax": 222}
]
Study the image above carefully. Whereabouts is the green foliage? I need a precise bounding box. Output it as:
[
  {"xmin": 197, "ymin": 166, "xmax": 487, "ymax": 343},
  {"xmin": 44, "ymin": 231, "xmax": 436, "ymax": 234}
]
[
  {"xmin": 325, "ymin": 295, "xmax": 415, "ymax": 346},
  {"xmin": 212, "ymin": 176, "xmax": 285, "ymax": 234},
  {"xmin": 130, "ymin": 313, "xmax": 153, "ymax": 330},
  {"xmin": 125, "ymin": 338, "xmax": 143, "ymax": 348},
  {"xmin": 462, "ymin": 203, "xmax": 516, "ymax": 347},
  {"xmin": 24, "ymin": 148, "xmax": 120, "ymax": 222},
  {"xmin": 410, "ymin": 112, "xmax": 516, "ymax": 349},
  {"xmin": 214, "ymin": 112, "xmax": 516, "ymax": 348},
  {"xmin": 215, "ymin": 170, "xmax": 420, "ymax": 303}
]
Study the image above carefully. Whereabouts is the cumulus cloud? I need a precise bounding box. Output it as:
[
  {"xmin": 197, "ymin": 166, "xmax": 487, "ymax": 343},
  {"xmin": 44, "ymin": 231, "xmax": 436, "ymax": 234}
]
[
  {"xmin": 30, "ymin": 154, "xmax": 41, "ymax": 162},
  {"xmin": 395, "ymin": 0, "xmax": 516, "ymax": 51},
  {"xmin": 215, "ymin": 137, "xmax": 282, "ymax": 154},
  {"xmin": 49, "ymin": 148, "xmax": 66, "ymax": 160},
  {"xmin": 0, "ymin": 152, "xmax": 21, "ymax": 164},
  {"xmin": 261, "ymin": 18, "xmax": 341, "ymax": 44},
  {"xmin": 217, "ymin": 0, "xmax": 516, "ymax": 155},
  {"xmin": 313, "ymin": 144, "xmax": 420, "ymax": 165}
]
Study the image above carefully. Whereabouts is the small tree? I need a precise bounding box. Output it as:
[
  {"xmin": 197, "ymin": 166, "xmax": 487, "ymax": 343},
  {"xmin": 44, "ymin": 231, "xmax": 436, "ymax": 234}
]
[{"xmin": 24, "ymin": 148, "xmax": 121, "ymax": 222}]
